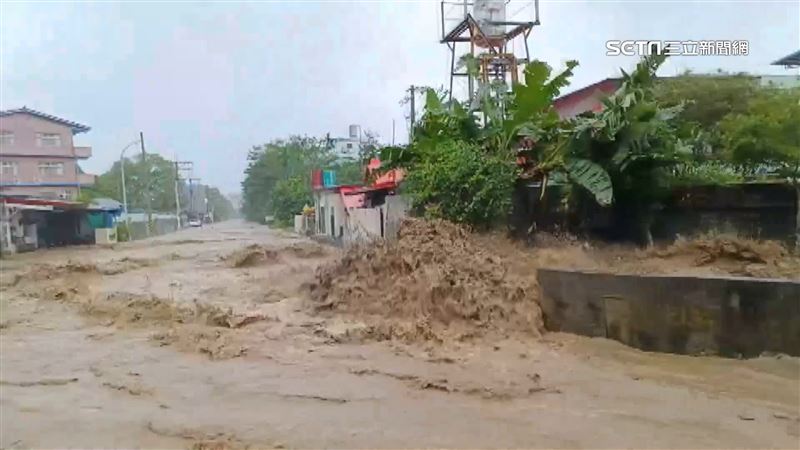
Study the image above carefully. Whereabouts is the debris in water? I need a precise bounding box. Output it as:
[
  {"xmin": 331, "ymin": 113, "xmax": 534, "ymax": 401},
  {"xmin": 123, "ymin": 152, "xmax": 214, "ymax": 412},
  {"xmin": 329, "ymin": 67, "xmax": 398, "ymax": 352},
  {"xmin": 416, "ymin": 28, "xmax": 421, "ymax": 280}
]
[
  {"xmin": 309, "ymin": 218, "xmax": 544, "ymax": 342},
  {"xmin": 1, "ymin": 377, "xmax": 78, "ymax": 387},
  {"xmin": 225, "ymin": 244, "xmax": 280, "ymax": 268}
]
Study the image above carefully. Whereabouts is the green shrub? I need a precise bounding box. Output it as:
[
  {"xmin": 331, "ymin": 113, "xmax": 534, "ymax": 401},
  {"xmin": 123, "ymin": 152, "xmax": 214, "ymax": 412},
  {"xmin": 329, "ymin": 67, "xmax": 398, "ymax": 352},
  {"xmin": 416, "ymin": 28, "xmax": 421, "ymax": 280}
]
[
  {"xmin": 116, "ymin": 221, "xmax": 131, "ymax": 242},
  {"xmin": 271, "ymin": 177, "xmax": 311, "ymax": 227},
  {"xmin": 405, "ymin": 140, "xmax": 517, "ymax": 229}
]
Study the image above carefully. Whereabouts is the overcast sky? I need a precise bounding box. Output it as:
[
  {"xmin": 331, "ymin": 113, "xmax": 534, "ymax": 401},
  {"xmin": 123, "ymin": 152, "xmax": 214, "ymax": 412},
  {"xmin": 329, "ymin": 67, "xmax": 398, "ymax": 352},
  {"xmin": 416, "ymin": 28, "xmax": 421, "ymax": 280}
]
[{"xmin": 2, "ymin": 0, "xmax": 798, "ymax": 194}]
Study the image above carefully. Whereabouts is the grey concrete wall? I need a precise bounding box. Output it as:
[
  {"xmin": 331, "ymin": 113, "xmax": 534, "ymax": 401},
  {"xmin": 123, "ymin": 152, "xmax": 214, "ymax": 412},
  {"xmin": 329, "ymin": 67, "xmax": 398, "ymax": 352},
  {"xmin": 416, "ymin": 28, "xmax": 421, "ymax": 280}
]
[
  {"xmin": 124, "ymin": 215, "xmax": 179, "ymax": 241},
  {"xmin": 513, "ymin": 183, "xmax": 798, "ymax": 245},
  {"xmin": 538, "ymin": 269, "xmax": 800, "ymax": 357}
]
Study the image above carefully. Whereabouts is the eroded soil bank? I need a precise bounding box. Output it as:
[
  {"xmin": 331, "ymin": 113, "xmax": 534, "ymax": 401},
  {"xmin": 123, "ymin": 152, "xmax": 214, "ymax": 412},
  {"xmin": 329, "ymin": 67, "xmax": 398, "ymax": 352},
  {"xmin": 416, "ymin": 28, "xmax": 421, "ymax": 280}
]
[{"xmin": 1, "ymin": 220, "xmax": 798, "ymax": 449}]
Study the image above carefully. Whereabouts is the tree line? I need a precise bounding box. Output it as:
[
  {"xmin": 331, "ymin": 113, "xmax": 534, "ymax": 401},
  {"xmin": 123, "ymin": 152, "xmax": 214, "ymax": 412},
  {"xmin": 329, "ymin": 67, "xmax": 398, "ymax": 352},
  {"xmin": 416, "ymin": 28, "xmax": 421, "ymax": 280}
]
[
  {"xmin": 82, "ymin": 153, "xmax": 236, "ymax": 221},
  {"xmin": 241, "ymin": 135, "xmax": 377, "ymax": 225}
]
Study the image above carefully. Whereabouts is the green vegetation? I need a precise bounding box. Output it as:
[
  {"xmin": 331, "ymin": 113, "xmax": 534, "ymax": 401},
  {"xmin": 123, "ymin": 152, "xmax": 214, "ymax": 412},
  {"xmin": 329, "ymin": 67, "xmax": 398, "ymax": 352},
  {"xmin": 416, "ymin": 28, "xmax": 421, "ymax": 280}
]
[
  {"xmin": 380, "ymin": 53, "xmax": 798, "ymax": 242},
  {"xmin": 241, "ymin": 135, "xmax": 366, "ymax": 224},
  {"xmin": 204, "ymin": 186, "xmax": 237, "ymax": 221},
  {"xmin": 91, "ymin": 153, "xmax": 178, "ymax": 212},
  {"xmin": 404, "ymin": 140, "xmax": 516, "ymax": 227},
  {"xmin": 719, "ymin": 87, "xmax": 800, "ymax": 182},
  {"xmin": 271, "ymin": 177, "xmax": 311, "ymax": 226},
  {"xmin": 566, "ymin": 55, "xmax": 690, "ymax": 244},
  {"xmin": 238, "ymin": 55, "xmax": 796, "ymax": 244},
  {"xmin": 381, "ymin": 59, "xmax": 591, "ymax": 229},
  {"xmin": 654, "ymin": 73, "xmax": 800, "ymax": 188},
  {"xmin": 654, "ymin": 73, "xmax": 757, "ymax": 151},
  {"xmin": 83, "ymin": 153, "xmax": 236, "ymax": 221},
  {"xmin": 116, "ymin": 221, "xmax": 131, "ymax": 242}
]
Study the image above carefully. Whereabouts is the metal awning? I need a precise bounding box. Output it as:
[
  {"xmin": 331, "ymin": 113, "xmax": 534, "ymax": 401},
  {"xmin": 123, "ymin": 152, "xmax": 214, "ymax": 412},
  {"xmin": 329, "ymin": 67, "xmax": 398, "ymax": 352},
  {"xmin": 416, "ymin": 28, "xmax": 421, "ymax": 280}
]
[
  {"xmin": 4, "ymin": 203, "xmax": 54, "ymax": 211},
  {"xmin": 772, "ymin": 50, "xmax": 800, "ymax": 68}
]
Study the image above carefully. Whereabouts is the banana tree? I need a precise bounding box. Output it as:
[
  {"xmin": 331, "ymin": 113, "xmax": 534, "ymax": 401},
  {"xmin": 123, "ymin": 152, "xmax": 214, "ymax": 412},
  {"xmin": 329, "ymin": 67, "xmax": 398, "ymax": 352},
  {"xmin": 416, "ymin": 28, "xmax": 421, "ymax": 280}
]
[
  {"xmin": 382, "ymin": 59, "xmax": 615, "ymax": 208},
  {"xmin": 488, "ymin": 60, "xmax": 614, "ymax": 207},
  {"xmin": 567, "ymin": 54, "xmax": 692, "ymax": 244}
]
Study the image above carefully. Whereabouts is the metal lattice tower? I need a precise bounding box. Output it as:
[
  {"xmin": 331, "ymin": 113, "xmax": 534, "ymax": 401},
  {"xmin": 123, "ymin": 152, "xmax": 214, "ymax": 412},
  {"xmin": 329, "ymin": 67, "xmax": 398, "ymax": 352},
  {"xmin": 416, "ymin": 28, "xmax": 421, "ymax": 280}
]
[{"xmin": 440, "ymin": 0, "xmax": 540, "ymax": 103}]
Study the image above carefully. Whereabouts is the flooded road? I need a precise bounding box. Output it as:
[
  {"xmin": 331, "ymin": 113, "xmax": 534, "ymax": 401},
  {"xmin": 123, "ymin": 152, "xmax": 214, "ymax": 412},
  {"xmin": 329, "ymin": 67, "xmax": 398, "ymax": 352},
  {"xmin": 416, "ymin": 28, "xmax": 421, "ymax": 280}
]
[{"xmin": 1, "ymin": 220, "xmax": 798, "ymax": 449}]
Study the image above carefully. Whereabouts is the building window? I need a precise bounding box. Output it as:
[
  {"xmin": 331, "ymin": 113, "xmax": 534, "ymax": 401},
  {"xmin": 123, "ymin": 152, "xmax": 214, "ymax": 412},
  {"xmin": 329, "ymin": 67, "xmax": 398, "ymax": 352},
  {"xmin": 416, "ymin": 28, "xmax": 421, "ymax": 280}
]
[
  {"xmin": 37, "ymin": 133, "xmax": 62, "ymax": 147},
  {"xmin": 1, "ymin": 161, "xmax": 18, "ymax": 176},
  {"xmin": 38, "ymin": 162, "xmax": 64, "ymax": 176},
  {"xmin": 0, "ymin": 131, "xmax": 14, "ymax": 147},
  {"xmin": 346, "ymin": 143, "xmax": 353, "ymax": 149}
]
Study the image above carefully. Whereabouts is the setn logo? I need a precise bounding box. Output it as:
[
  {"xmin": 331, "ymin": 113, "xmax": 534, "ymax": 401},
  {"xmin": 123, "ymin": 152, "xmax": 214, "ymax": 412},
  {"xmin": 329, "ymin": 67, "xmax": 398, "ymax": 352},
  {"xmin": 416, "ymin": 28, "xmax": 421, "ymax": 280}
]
[{"xmin": 606, "ymin": 40, "xmax": 749, "ymax": 57}]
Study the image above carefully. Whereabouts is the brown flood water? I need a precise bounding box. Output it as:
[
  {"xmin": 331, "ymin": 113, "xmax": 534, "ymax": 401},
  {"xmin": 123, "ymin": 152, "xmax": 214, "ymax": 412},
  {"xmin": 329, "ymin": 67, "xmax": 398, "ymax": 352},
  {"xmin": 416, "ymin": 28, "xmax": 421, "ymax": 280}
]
[{"xmin": 1, "ymin": 220, "xmax": 797, "ymax": 449}]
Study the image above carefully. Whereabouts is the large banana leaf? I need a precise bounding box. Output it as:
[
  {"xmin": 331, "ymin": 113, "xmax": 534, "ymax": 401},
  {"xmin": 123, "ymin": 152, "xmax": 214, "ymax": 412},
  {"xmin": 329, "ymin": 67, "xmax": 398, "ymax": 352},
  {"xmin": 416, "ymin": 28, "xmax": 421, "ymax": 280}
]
[
  {"xmin": 510, "ymin": 60, "xmax": 578, "ymax": 129},
  {"xmin": 565, "ymin": 159, "xmax": 614, "ymax": 206}
]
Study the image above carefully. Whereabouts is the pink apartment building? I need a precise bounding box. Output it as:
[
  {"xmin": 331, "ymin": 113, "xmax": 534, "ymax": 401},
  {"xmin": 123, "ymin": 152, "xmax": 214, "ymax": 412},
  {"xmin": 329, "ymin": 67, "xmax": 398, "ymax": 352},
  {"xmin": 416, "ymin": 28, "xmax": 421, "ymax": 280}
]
[{"xmin": 0, "ymin": 107, "xmax": 95, "ymax": 200}]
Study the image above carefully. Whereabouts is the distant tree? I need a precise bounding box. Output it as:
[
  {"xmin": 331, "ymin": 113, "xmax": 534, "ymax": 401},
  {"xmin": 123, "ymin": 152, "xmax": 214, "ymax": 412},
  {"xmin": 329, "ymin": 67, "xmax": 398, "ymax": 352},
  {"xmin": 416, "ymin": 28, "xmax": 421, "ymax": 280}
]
[
  {"xmin": 720, "ymin": 88, "xmax": 800, "ymax": 179},
  {"xmin": 271, "ymin": 177, "xmax": 312, "ymax": 226},
  {"xmin": 89, "ymin": 153, "xmax": 232, "ymax": 220},
  {"xmin": 204, "ymin": 186, "xmax": 236, "ymax": 221},
  {"xmin": 332, "ymin": 158, "xmax": 365, "ymax": 185},
  {"xmin": 241, "ymin": 136, "xmax": 338, "ymax": 223},
  {"xmin": 92, "ymin": 153, "xmax": 179, "ymax": 212},
  {"xmin": 719, "ymin": 87, "xmax": 800, "ymax": 246},
  {"xmin": 358, "ymin": 129, "xmax": 381, "ymax": 162},
  {"xmin": 654, "ymin": 73, "xmax": 760, "ymax": 159},
  {"xmin": 654, "ymin": 73, "xmax": 758, "ymax": 130}
]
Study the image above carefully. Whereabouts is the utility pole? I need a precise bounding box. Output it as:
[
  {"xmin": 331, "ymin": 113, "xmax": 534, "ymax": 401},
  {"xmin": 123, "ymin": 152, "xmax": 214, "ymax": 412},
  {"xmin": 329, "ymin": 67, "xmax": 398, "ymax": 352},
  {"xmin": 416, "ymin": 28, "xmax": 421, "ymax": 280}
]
[
  {"xmin": 173, "ymin": 159, "xmax": 182, "ymax": 229},
  {"xmin": 392, "ymin": 119, "xmax": 396, "ymax": 146},
  {"xmin": 187, "ymin": 177, "xmax": 201, "ymax": 218},
  {"xmin": 174, "ymin": 160, "xmax": 194, "ymax": 226},
  {"xmin": 409, "ymin": 85, "xmax": 416, "ymax": 142},
  {"xmin": 140, "ymin": 131, "xmax": 152, "ymax": 237}
]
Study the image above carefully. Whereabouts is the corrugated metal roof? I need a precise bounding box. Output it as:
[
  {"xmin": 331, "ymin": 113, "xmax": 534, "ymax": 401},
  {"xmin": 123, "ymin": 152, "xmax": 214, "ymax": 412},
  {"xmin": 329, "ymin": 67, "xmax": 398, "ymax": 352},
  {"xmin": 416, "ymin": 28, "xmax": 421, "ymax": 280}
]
[
  {"xmin": 772, "ymin": 50, "xmax": 800, "ymax": 67},
  {"xmin": 0, "ymin": 106, "xmax": 91, "ymax": 134},
  {"xmin": 553, "ymin": 78, "xmax": 622, "ymax": 106},
  {"xmin": 88, "ymin": 198, "xmax": 123, "ymax": 211}
]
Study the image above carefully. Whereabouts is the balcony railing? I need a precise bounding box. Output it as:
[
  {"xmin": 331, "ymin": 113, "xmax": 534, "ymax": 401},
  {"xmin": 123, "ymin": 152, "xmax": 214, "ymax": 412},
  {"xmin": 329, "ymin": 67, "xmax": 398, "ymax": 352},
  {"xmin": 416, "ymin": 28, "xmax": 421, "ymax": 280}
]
[
  {"xmin": 78, "ymin": 173, "xmax": 96, "ymax": 186},
  {"xmin": 74, "ymin": 146, "xmax": 92, "ymax": 158}
]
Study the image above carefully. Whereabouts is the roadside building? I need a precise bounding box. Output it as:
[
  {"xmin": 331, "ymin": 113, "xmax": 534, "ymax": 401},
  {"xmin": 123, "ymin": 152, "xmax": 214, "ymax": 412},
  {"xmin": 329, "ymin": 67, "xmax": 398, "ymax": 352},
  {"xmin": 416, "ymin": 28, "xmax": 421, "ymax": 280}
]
[
  {"xmin": 0, "ymin": 196, "xmax": 122, "ymax": 254},
  {"xmin": 553, "ymin": 78, "xmax": 621, "ymax": 119},
  {"xmin": 0, "ymin": 107, "xmax": 95, "ymax": 200},
  {"xmin": 306, "ymin": 159, "xmax": 408, "ymax": 244},
  {"xmin": 327, "ymin": 124, "xmax": 362, "ymax": 159},
  {"xmin": 772, "ymin": 49, "xmax": 800, "ymax": 69}
]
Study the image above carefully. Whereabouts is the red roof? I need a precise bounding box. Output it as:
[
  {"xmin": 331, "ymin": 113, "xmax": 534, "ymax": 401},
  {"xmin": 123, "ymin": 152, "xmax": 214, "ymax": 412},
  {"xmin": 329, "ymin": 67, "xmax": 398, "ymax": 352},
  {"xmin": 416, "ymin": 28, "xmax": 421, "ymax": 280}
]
[
  {"xmin": 553, "ymin": 78, "xmax": 621, "ymax": 115},
  {"xmin": 0, "ymin": 196, "xmax": 81, "ymax": 208}
]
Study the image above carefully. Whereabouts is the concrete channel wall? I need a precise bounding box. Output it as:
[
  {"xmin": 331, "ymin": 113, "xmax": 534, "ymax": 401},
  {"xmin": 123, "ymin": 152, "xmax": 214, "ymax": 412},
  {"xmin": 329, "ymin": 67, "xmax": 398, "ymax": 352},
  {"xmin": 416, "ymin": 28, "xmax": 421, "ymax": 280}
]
[{"xmin": 537, "ymin": 269, "xmax": 800, "ymax": 357}]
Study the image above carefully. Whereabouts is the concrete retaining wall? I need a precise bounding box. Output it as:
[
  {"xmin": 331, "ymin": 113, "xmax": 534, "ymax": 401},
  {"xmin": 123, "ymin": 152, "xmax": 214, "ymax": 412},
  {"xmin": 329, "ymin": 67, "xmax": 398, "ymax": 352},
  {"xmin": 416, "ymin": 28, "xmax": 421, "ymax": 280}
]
[
  {"xmin": 537, "ymin": 269, "xmax": 800, "ymax": 357},
  {"xmin": 512, "ymin": 182, "xmax": 798, "ymax": 245}
]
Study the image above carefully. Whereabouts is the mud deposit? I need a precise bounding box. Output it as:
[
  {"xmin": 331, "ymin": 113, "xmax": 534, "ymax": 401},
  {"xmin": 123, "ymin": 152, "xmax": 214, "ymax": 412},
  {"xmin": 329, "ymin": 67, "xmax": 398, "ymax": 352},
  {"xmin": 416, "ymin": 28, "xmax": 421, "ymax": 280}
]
[
  {"xmin": 1, "ymin": 220, "xmax": 798, "ymax": 449},
  {"xmin": 511, "ymin": 233, "xmax": 800, "ymax": 280}
]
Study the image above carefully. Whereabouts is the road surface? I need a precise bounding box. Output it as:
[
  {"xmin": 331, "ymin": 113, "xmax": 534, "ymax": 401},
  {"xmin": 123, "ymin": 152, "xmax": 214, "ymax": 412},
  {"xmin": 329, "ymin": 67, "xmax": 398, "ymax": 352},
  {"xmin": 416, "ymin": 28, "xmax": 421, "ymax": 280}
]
[{"xmin": 1, "ymin": 220, "xmax": 797, "ymax": 448}]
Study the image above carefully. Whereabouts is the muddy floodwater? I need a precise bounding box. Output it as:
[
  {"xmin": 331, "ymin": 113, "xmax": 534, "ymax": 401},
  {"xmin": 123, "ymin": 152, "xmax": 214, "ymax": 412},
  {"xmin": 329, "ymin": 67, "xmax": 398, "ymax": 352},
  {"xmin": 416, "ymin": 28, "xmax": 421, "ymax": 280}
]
[{"xmin": 1, "ymin": 220, "xmax": 798, "ymax": 449}]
